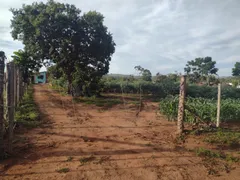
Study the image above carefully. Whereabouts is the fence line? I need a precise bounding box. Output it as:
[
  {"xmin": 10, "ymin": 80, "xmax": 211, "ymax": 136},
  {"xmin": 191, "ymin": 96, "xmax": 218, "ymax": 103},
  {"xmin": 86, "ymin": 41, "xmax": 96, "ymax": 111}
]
[
  {"xmin": 0, "ymin": 60, "xmax": 27, "ymax": 155},
  {"xmin": 0, "ymin": 56, "xmax": 4, "ymax": 158}
]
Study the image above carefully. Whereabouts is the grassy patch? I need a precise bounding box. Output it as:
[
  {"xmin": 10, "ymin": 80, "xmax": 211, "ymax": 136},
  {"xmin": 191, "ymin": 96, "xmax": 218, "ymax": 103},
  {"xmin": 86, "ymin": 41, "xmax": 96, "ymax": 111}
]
[
  {"xmin": 195, "ymin": 147, "xmax": 239, "ymax": 162},
  {"xmin": 73, "ymin": 96, "xmax": 122, "ymax": 108},
  {"xmin": 66, "ymin": 156, "xmax": 73, "ymax": 162},
  {"xmin": 129, "ymin": 101, "xmax": 141, "ymax": 106},
  {"xmin": 96, "ymin": 156, "xmax": 110, "ymax": 164},
  {"xmin": 174, "ymin": 134, "xmax": 186, "ymax": 144},
  {"xmin": 204, "ymin": 130, "xmax": 240, "ymax": 147},
  {"xmin": 189, "ymin": 126, "xmax": 218, "ymax": 136},
  {"xmin": 79, "ymin": 155, "xmax": 96, "ymax": 165},
  {"xmin": 145, "ymin": 143, "xmax": 153, "ymax": 147},
  {"xmin": 195, "ymin": 147, "xmax": 239, "ymax": 176},
  {"xmin": 49, "ymin": 78, "xmax": 68, "ymax": 95},
  {"xmin": 47, "ymin": 141, "xmax": 57, "ymax": 148},
  {"xmin": 196, "ymin": 148, "xmax": 223, "ymax": 158},
  {"xmin": 56, "ymin": 168, "xmax": 70, "ymax": 173},
  {"xmin": 15, "ymin": 86, "xmax": 40, "ymax": 128}
]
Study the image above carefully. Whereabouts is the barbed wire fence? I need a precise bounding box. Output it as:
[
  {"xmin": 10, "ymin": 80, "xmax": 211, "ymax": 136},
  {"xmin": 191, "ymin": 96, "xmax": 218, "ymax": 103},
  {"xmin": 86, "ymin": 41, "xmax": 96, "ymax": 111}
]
[{"xmin": 0, "ymin": 60, "xmax": 27, "ymax": 157}]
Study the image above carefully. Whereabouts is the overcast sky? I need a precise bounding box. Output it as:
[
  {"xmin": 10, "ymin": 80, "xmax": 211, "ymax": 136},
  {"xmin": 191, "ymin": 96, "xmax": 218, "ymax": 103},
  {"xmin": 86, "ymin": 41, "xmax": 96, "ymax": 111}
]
[{"xmin": 1, "ymin": 0, "xmax": 240, "ymax": 76}]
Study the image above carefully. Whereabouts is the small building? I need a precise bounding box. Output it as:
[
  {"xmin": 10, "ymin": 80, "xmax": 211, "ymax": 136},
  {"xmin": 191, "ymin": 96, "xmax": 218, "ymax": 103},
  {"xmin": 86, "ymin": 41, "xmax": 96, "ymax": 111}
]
[{"xmin": 34, "ymin": 72, "xmax": 47, "ymax": 84}]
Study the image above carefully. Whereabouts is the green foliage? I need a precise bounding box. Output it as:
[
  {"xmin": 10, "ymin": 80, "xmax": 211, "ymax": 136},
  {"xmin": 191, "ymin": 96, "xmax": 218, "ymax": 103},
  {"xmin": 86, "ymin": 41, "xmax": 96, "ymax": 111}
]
[
  {"xmin": 231, "ymin": 79, "xmax": 239, "ymax": 88},
  {"xmin": 196, "ymin": 148, "xmax": 223, "ymax": 158},
  {"xmin": 73, "ymin": 96, "xmax": 122, "ymax": 108},
  {"xmin": 153, "ymin": 72, "xmax": 180, "ymax": 83},
  {"xmin": 134, "ymin": 66, "xmax": 152, "ymax": 81},
  {"xmin": 159, "ymin": 96, "xmax": 240, "ymax": 123},
  {"xmin": 12, "ymin": 49, "xmax": 41, "ymax": 83},
  {"xmin": 47, "ymin": 65, "xmax": 64, "ymax": 80},
  {"xmin": 154, "ymin": 73, "xmax": 168, "ymax": 83},
  {"xmin": 184, "ymin": 57, "xmax": 218, "ymax": 84},
  {"xmin": 232, "ymin": 62, "xmax": 240, "ymax": 76},
  {"xmin": 204, "ymin": 130, "xmax": 240, "ymax": 147},
  {"xmin": 11, "ymin": 0, "xmax": 115, "ymax": 95},
  {"xmin": 142, "ymin": 69, "xmax": 152, "ymax": 81},
  {"xmin": 159, "ymin": 96, "xmax": 179, "ymax": 121},
  {"xmin": 49, "ymin": 77, "xmax": 68, "ymax": 94},
  {"xmin": 0, "ymin": 51, "xmax": 6, "ymax": 62},
  {"xmin": 195, "ymin": 147, "xmax": 239, "ymax": 162},
  {"xmin": 56, "ymin": 168, "xmax": 70, "ymax": 173},
  {"xmin": 102, "ymin": 78, "xmax": 240, "ymax": 100},
  {"xmin": 186, "ymin": 85, "xmax": 217, "ymax": 98},
  {"xmin": 79, "ymin": 155, "xmax": 96, "ymax": 165},
  {"xmin": 185, "ymin": 57, "xmax": 218, "ymax": 75},
  {"xmin": 102, "ymin": 80, "xmax": 179, "ymax": 97},
  {"xmin": 209, "ymin": 75, "xmax": 220, "ymax": 85},
  {"xmin": 187, "ymin": 85, "xmax": 240, "ymax": 99},
  {"xmin": 15, "ymin": 86, "xmax": 40, "ymax": 128},
  {"xmin": 66, "ymin": 156, "xmax": 73, "ymax": 162},
  {"xmin": 174, "ymin": 134, "xmax": 186, "ymax": 144}
]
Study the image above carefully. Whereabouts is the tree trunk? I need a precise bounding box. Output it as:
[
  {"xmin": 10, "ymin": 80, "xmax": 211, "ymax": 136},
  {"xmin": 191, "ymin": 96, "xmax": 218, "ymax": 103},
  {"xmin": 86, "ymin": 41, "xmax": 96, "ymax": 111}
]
[
  {"xmin": 67, "ymin": 82, "xmax": 72, "ymax": 95},
  {"xmin": 207, "ymin": 75, "xmax": 210, "ymax": 86},
  {"xmin": 67, "ymin": 77, "xmax": 72, "ymax": 95},
  {"xmin": 216, "ymin": 83, "xmax": 221, "ymax": 127},
  {"xmin": 0, "ymin": 55, "xmax": 5, "ymax": 158}
]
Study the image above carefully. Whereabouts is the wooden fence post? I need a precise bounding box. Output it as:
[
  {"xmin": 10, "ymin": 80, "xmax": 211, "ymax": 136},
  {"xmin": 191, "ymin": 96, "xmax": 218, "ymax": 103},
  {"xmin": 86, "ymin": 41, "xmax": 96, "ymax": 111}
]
[
  {"xmin": 216, "ymin": 83, "xmax": 221, "ymax": 127},
  {"xmin": 7, "ymin": 62, "xmax": 14, "ymax": 153},
  {"xmin": 19, "ymin": 72, "xmax": 23, "ymax": 101},
  {"xmin": 177, "ymin": 75, "xmax": 186, "ymax": 135},
  {"xmin": 0, "ymin": 54, "xmax": 5, "ymax": 157},
  {"xmin": 16, "ymin": 67, "xmax": 20, "ymax": 104},
  {"xmin": 14, "ymin": 64, "xmax": 17, "ymax": 108}
]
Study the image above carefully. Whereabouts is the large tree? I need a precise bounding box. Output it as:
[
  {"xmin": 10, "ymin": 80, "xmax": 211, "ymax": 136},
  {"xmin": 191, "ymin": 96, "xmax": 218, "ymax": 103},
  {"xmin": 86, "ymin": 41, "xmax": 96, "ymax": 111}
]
[
  {"xmin": 232, "ymin": 62, "xmax": 240, "ymax": 76},
  {"xmin": 71, "ymin": 11, "xmax": 115, "ymax": 96},
  {"xmin": 134, "ymin": 66, "xmax": 152, "ymax": 81},
  {"xmin": 184, "ymin": 57, "xmax": 218, "ymax": 84},
  {"xmin": 10, "ymin": 0, "xmax": 115, "ymax": 94}
]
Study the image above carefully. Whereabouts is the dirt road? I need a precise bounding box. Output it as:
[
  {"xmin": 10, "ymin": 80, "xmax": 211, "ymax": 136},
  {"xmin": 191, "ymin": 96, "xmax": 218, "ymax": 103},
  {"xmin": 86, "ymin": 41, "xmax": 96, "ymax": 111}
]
[{"xmin": 0, "ymin": 84, "xmax": 239, "ymax": 179}]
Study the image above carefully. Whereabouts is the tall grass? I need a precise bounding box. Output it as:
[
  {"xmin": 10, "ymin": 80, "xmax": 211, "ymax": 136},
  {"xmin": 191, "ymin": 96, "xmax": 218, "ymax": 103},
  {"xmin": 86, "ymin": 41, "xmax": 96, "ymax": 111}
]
[{"xmin": 15, "ymin": 86, "xmax": 40, "ymax": 128}]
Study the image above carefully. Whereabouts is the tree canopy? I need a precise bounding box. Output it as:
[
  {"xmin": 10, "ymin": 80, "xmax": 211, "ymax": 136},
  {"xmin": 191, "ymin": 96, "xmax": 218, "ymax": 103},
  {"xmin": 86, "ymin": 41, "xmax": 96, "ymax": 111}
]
[
  {"xmin": 0, "ymin": 51, "xmax": 6, "ymax": 63},
  {"xmin": 12, "ymin": 49, "xmax": 41, "ymax": 83},
  {"xmin": 10, "ymin": 0, "xmax": 115, "ymax": 95},
  {"xmin": 232, "ymin": 62, "xmax": 240, "ymax": 76},
  {"xmin": 184, "ymin": 57, "xmax": 218, "ymax": 84},
  {"xmin": 134, "ymin": 66, "xmax": 152, "ymax": 82}
]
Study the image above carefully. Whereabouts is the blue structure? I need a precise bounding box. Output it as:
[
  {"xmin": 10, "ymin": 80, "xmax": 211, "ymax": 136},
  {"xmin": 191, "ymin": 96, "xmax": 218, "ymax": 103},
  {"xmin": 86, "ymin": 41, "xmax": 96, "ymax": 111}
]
[{"xmin": 34, "ymin": 72, "xmax": 47, "ymax": 84}]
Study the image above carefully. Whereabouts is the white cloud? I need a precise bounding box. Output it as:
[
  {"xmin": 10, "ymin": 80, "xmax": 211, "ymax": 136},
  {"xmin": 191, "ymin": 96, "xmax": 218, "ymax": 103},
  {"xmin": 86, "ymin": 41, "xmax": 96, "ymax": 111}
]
[
  {"xmin": 219, "ymin": 55, "xmax": 240, "ymax": 64},
  {"xmin": 156, "ymin": 65, "xmax": 175, "ymax": 71},
  {"xmin": 1, "ymin": 0, "xmax": 240, "ymax": 76},
  {"xmin": 218, "ymin": 68, "xmax": 232, "ymax": 77}
]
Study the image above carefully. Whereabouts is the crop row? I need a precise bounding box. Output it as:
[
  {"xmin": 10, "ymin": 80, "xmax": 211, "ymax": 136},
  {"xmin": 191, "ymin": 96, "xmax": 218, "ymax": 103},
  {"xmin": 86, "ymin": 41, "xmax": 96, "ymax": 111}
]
[
  {"xmin": 49, "ymin": 78, "xmax": 240, "ymax": 100},
  {"xmin": 159, "ymin": 96, "xmax": 240, "ymax": 123}
]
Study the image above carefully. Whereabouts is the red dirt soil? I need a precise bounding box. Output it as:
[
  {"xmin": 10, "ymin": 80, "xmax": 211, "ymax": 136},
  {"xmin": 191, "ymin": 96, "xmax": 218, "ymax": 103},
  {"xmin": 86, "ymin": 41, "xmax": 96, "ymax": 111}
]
[{"xmin": 0, "ymin": 84, "xmax": 239, "ymax": 180}]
